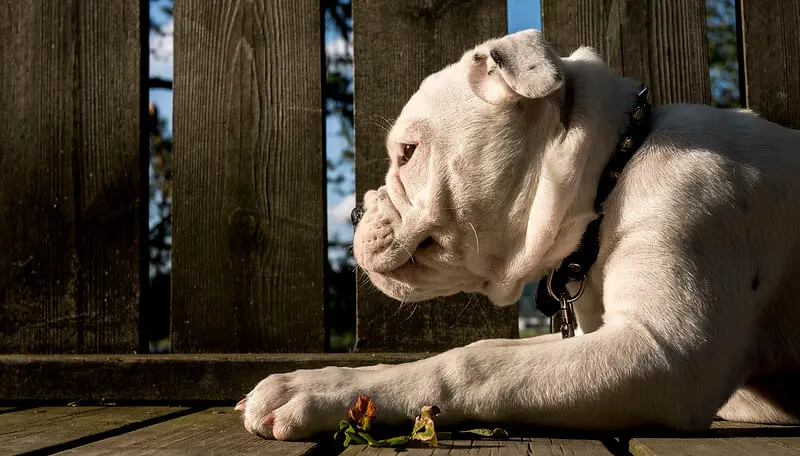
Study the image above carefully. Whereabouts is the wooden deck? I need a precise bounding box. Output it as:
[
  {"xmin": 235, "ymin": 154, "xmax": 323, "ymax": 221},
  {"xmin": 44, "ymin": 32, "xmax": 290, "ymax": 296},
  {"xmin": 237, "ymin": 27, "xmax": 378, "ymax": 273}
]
[{"xmin": 1, "ymin": 406, "xmax": 799, "ymax": 455}]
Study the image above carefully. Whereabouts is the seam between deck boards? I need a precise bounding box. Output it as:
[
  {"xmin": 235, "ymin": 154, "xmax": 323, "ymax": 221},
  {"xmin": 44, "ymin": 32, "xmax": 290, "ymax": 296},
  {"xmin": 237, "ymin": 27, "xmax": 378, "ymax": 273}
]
[{"xmin": 17, "ymin": 407, "xmax": 206, "ymax": 456}]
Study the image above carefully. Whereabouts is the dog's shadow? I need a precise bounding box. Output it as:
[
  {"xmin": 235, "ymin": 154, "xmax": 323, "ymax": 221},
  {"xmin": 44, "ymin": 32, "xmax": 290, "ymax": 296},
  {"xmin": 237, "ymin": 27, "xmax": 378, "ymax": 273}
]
[{"xmin": 622, "ymin": 420, "xmax": 800, "ymax": 439}]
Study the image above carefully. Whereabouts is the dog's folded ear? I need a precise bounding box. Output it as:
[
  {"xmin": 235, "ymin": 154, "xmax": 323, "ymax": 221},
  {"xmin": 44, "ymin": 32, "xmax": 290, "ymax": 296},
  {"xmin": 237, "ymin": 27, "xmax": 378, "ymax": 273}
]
[{"xmin": 467, "ymin": 29, "xmax": 564, "ymax": 105}]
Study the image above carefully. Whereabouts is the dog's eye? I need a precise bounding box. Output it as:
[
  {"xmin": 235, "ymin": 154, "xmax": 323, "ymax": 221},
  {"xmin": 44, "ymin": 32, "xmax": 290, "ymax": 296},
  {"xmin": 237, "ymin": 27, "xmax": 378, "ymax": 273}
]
[{"xmin": 398, "ymin": 143, "xmax": 416, "ymax": 167}]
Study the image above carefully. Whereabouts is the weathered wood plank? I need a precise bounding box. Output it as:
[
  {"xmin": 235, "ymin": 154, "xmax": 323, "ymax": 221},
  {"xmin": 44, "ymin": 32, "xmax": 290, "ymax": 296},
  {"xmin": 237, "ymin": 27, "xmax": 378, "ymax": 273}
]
[
  {"xmin": 629, "ymin": 421, "xmax": 800, "ymax": 456},
  {"xmin": 57, "ymin": 407, "xmax": 318, "ymax": 455},
  {"xmin": 172, "ymin": 0, "xmax": 325, "ymax": 352},
  {"xmin": 0, "ymin": 406, "xmax": 188, "ymax": 455},
  {"xmin": 542, "ymin": 0, "xmax": 711, "ymax": 106},
  {"xmin": 0, "ymin": 353, "xmax": 429, "ymax": 401},
  {"xmin": 739, "ymin": 0, "xmax": 800, "ymax": 128},
  {"xmin": 351, "ymin": 0, "xmax": 517, "ymax": 352},
  {"xmin": 341, "ymin": 437, "xmax": 613, "ymax": 454},
  {"xmin": 342, "ymin": 444, "xmax": 443, "ymax": 454},
  {"xmin": 0, "ymin": 0, "xmax": 141, "ymax": 354},
  {"xmin": 73, "ymin": 0, "xmax": 142, "ymax": 354},
  {"xmin": 528, "ymin": 437, "xmax": 613, "ymax": 455},
  {"xmin": 0, "ymin": 0, "xmax": 78, "ymax": 354}
]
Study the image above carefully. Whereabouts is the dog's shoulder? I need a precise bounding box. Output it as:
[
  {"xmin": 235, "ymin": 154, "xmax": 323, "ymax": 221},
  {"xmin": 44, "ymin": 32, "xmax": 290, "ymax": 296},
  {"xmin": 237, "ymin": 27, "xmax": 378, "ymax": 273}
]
[{"xmin": 604, "ymin": 102, "xmax": 800, "ymax": 246}]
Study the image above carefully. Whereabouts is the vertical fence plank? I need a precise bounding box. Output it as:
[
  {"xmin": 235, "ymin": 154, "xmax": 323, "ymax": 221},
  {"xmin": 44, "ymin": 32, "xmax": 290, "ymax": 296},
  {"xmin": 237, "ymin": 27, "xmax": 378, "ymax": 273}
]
[
  {"xmin": 739, "ymin": 0, "xmax": 800, "ymax": 129},
  {"xmin": 542, "ymin": 0, "xmax": 711, "ymax": 106},
  {"xmin": 74, "ymin": 1, "xmax": 142, "ymax": 353},
  {"xmin": 0, "ymin": 1, "xmax": 140, "ymax": 353},
  {"xmin": 352, "ymin": 0, "xmax": 517, "ymax": 352},
  {"xmin": 0, "ymin": 1, "xmax": 78, "ymax": 353},
  {"xmin": 173, "ymin": 0, "xmax": 325, "ymax": 352}
]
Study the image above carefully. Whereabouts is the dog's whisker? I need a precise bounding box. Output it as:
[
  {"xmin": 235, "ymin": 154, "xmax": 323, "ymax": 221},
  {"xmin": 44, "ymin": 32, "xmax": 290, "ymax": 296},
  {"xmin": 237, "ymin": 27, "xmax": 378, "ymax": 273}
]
[
  {"xmin": 368, "ymin": 120, "xmax": 391, "ymax": 136},
  {"xmin": 467, "ymin": 222, "xmax": 480, "ymax": 256},
  {"xmin": 373, "ymin": 114, "xmax": 395, "ymax": 129},
  {"xmin": 458, "ymin": 294, "xmax": 474, "ymax": 318},
  {"xmin": 399, "ymin": 244, "xmax": 416, "ymax": 265},
  {"xmin": 390, "ymin": 299, "xmax": 407, "ymax": 317},
  {"xmin": 400, "ymin": 302, "xmax": 419, "ymax": 323}
]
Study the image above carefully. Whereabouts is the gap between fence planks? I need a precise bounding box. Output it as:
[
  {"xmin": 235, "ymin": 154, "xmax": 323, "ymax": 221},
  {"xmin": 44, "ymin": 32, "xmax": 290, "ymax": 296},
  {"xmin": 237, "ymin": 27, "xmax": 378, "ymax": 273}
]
[
  {"xmin": 0, "ymin": 0, "xmax": 141, "ymax": 354},
  {"xmin": 172, "ymin": 0, "xmax": 325, "ymax": 353},
  {"xmin": 351, "ymin": 0, "xmax": 518, "ymax": 353}
]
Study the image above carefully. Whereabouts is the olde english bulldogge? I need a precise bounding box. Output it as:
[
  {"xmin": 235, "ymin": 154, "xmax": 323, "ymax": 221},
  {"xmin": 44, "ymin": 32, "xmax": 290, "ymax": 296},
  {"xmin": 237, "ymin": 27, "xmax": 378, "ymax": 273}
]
[{"xmin": 237, "ymin": 29, "xmax": 800, "ymax": 440}]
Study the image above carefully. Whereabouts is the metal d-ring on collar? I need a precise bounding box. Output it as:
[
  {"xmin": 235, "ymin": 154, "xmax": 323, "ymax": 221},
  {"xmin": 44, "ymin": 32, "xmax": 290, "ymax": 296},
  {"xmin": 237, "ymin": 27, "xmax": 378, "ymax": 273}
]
[
  {"xmin": 546, "ymin": 268, "xmax": 586, "ymax": 338},
  {"xmin": 537, "ymin": 83, "xmax": 652, "ymax": 339}
]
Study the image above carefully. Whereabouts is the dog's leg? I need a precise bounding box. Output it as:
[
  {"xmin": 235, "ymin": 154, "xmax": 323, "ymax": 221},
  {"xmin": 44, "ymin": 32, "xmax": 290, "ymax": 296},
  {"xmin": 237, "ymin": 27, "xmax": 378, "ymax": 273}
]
[
  {"xmin": 241, "ymin": 252, "xmax": 752, "ymax": 439},
  {"xmin": 717, "ymin": 374, "xmax": 800, "ymax": 424},
  {"xmin": 466, "ymin": 332, "xmax": 562, "ymax": 348},
  {"xmin": 242, "ymin": 323, "xmax": 744, "ymax": 439}
]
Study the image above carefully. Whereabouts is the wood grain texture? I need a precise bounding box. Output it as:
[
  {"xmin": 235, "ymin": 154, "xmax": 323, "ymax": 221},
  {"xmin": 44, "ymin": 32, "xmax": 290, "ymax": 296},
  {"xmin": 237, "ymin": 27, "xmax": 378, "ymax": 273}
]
[
  {"xmin": 341, "ymin": 438, "xmax": 613, "ymax": 454},
  {"xmin": 542, "ymin": 0, "xmax": 711, "ymax": 106},
  {"xmin": 57, "ymin": 408, "xmax": 319, "ymax": 455},
  {"xmin": 629, "ymin": 421, "xmax": 800, "ymax": 456},
  {"xmin": 0, "ymin": 406, "xmax": 188, "ymax": 455},
  {"xmin": 73, "ymin": 0, "xmax": 142, "ymax": 354},
  {"xmin": 172, "ymin": 0, "xmax": 325, "ymax": 352},
  {"xmin": 739, "ymin": 0, "xmax": 800, "ymax": 129},
  {"xmin": 0, "ymin": 353, "xmax": 430, "ymax": 401},
  {"xmin": 0, "ymin": 1, "xmax": 140, "ymax": 353},
  {"xmin": 352, "ymin": 0, "xmax": 517, "ymax": 353}
]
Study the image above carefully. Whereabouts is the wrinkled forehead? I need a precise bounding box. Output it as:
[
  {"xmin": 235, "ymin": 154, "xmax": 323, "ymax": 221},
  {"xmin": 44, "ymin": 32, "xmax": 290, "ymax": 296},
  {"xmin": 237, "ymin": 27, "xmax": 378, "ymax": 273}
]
[{"xmin": 390, "ymin": 61, "xmax": 482, "ymax": 135}]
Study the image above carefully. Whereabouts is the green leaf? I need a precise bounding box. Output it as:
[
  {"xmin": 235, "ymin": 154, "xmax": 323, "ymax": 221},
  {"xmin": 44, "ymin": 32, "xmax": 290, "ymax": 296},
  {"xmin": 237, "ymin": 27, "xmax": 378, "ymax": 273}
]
[
  {"xmin": 344, "ymin": 427, "xmax": 366, "ymax": 446},
  {"xmin": 357, "ymin": 431, "xmax": 382, "ymax": 447},
  {"xmin": 336, "ymin": 421, "xmax": 367, "ymax": 447},
  {"xmin": 333, "ymin": 420, "xmax": 352, "ymax": 443},
  {"xmin": 459, "ymin": 428, "xmax": 509, "ymax": 439},
  {"xmin": 356, "ymin": 431, "xmax": 411, "ymax": 448},
  {"xmin": 377, "ymin": 435, "xmax": 411, "ymax": 447}
]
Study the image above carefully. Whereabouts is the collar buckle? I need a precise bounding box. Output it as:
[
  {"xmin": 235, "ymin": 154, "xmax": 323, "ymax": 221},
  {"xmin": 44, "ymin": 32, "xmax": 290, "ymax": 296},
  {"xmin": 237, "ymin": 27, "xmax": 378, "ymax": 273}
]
[{"xmin": 546, "ymin": 269, "xmax": 586, "ymax": 339}]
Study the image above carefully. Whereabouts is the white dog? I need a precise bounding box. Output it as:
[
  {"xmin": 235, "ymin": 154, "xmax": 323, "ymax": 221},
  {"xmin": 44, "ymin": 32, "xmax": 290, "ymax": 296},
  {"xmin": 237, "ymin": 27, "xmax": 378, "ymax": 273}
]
[{"xmin": 238, "ymin": 29, "xmax": 800, "ymax": 440}]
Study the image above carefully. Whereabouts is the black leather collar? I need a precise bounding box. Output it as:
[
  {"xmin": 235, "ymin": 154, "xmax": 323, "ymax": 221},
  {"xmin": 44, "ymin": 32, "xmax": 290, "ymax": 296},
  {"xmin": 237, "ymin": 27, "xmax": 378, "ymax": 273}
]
[{"xmin": 535, "ymin": 84, "xmax": 652, "ymax": 317}]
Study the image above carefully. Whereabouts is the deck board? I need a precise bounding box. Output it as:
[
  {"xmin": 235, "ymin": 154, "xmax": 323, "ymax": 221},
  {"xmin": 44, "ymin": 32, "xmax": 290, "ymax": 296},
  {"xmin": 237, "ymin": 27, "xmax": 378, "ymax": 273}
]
[
  {"xmin": 341, "ymin": 437, "xmax": 613, "ymax": 454},
  {"xmin": 1, "ymin": 407, "xmax": 797, "ymax": 455},
  {"xmin": 56, "ymin": 407, "xmax": 318, "ymax": 455},
  {"xmin": 0, "ymin": 406, "xmax": 190, "ymax": 455},
  {"xmin": 629, "ymin": 421, "xmax": 800, "ymax": 456}
]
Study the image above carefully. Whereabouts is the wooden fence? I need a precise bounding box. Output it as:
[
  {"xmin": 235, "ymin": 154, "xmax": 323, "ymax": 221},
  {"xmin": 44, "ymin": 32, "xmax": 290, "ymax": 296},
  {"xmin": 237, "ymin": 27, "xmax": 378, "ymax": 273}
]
[{"xmin": 0, "ymin": 0, "xmax": 797, "ymax": 401}]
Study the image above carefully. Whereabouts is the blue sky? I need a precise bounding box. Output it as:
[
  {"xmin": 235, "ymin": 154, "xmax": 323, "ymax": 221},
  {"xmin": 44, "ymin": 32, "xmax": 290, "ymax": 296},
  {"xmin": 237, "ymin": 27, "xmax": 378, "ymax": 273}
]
[{"xmin": 148, "ymin": 1, "xmax": 542, "ymax": 253}]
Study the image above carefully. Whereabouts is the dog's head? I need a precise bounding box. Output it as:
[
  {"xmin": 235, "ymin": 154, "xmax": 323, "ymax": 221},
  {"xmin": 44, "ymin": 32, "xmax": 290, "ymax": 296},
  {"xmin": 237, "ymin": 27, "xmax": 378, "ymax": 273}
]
[{"xmin": 353, "ymin": 30, "xmax": 595, "ymax": 306}]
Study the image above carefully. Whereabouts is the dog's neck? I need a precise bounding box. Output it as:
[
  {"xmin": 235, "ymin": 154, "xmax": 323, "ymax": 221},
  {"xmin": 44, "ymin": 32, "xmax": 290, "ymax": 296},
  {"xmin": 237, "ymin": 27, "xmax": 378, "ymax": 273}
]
[{"xmin": 498, "ymin": 50, "xmax": 644, "ymax": 297}]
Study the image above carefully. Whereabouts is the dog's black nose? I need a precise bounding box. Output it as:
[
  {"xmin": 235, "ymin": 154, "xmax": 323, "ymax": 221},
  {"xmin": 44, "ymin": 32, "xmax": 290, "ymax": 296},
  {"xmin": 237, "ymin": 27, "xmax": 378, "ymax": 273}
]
[{"xmin": 351, "ymin": 205, "xmax": 364, "ymax": 227}]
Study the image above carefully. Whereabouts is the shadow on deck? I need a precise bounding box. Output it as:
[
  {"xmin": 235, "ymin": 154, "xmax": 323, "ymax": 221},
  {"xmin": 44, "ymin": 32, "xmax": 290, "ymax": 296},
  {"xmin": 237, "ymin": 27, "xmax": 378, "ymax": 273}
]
[{"xmin": 2, "ymin": 405, "xmax": 799, "ymax": 455}]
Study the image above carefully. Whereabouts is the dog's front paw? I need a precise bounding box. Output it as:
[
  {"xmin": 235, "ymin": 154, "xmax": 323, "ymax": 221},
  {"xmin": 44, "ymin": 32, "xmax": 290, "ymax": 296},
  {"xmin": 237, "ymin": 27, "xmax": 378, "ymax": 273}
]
[{"xmin": 237, "ymin": 367, "xmax": 360, "ymax": 440}]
